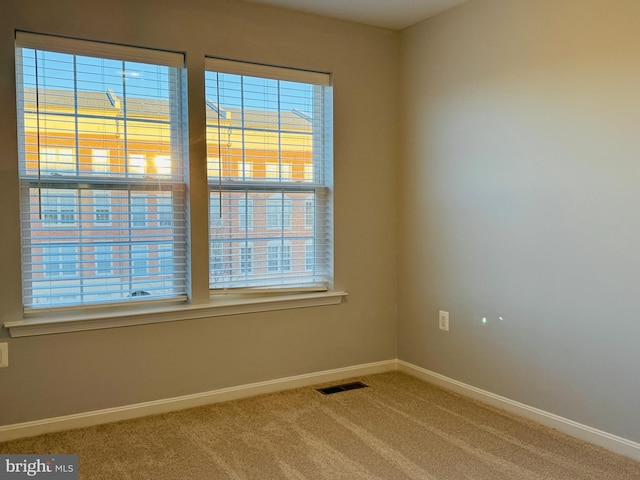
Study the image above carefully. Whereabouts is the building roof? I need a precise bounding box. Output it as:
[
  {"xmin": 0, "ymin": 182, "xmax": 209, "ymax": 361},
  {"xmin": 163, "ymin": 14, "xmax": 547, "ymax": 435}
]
[{"xmin": 23, "ymin": 88, "xmax": 312, "ymax": 131}]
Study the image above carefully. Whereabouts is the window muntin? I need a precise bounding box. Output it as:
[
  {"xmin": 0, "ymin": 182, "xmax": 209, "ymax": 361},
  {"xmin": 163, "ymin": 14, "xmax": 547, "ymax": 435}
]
[
  {"xmin": 16, "ymin": 33, "xmax": 188, "ymax": 309},
  {"xmin": 238, "ymin": 197, "xmax": 253, "ymax": 230},
  {"xmin": 205, "ymin": 58, "xmax": 332, "ymax": 290}
]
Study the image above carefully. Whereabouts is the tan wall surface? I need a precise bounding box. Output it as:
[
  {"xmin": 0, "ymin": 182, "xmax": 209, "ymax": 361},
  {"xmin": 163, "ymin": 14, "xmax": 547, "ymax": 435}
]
[
  {"xmin": 400, "ymin": 0, "xmax": 640, "ymax": 442},
  {"xmin": 0, "ymin": 0, "xmax": 399, "ymax": 424}
]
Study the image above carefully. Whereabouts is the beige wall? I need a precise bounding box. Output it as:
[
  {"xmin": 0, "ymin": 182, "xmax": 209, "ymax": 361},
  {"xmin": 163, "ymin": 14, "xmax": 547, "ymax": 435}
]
[
  {"xmin": 6, "ymin": 0, "xmax": 639, "ymax": 447},
  {"xmin": 0, "ymin": 0, "xmax": 399, "ymax": 424},
  {"xmin": 400, "ymin": 0, "xmax": 640, "ymax": 442}
]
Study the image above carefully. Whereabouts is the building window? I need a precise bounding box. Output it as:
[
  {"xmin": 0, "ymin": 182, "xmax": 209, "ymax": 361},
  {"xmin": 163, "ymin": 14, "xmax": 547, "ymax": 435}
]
[
  {"xmin": 303, "ymin": 163, "xmax": 313, "ymax": 182},
  {"xmin": 266, "ymin": 195, "xmax": 292, "ymax": 230},
  {"xmin": 265, "ymin": 162, "xmax": 278, "ymax": 181},
  {"xmin": 244, "ymin": 161, "xmax": 253, "ymax": 180},
  {"xmin": 92, "ymin": 149, "xmax": 110, "ymax": 174},
  {"xmin": 305, "ymin": 240, "xmax": 314, "ymax": 271},
  {"xmin": 40, "ymin": 189, "xmax": 77, "ymax": 225},
  {"xmin": 265, "ymin": 162, "xmax": 292, "ymax": 181},
  {"xmin": 15, "ymin": 32, "xmax": 188, "ymax": 309},
  {"xmin": 304, "ymin": 199, "xmax": 314, "ymax": 229},
  {"xmin": 157, "ymin": 243, "xmax": 173, "ymax": 275},
  {"xmin": 131, "ymin": 244, "xmax": 149, "ymax": 277},
  {"xmin": 129, "ymin": 154, "xmax": 146, "ymax": 176},
  {"xmin": 267, "ymin": 241, "xmax": 292, "ymax": 273},
  {"xmin": 156, "ymin": 193, "xmax": 172, "ymax": 227},
  {"xmin": 93, "ymin": 191, "xmax": 111, "ymax": 224},
  {"xmin": 40, "ymin": 148, "xmax": 75, "ymax": 174},
  {"xmin": 282, "ymin": 163, "xmax": 292, "ymax": 181},
  {"xmin": 239, "ymin": 243, "xmax": 253, "ymax": 275},
  {"xmin": 154, "ymin": 155, "xmax": 172, "ymax": 176},
  {"xmin": 210, "ymin": 241, "xmax": 229, "ymax": 283},
  {"xmin": 95, "ymin": 245, "xmax": 113, "ymax": 276},
  {"xmin": 131, "ymin": 195, "xmax": 147, "ymax": 228},
  {"xmin": 43, "ymin": 245, "xmax": 78, "ymax": 278},
  {"xmin": 207, "ymin": 157, "xmax": 220, "ymax": 179}
]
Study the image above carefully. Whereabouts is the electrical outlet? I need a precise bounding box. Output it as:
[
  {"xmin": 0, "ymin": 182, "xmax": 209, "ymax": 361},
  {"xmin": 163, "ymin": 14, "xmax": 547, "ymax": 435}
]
[
  {"xmin": 0, "ymin": 342, "xmax": 8, "ymax": 368},
  {"xmin": 439, "ymin": 310, "xmax": 449, "ymax": 331}
]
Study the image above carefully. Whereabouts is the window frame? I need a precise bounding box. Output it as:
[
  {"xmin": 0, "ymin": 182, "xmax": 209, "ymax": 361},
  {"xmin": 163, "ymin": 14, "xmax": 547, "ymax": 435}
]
[
  {"xmin": 14, "ymin": 31, "xmax": 188, "ymax": 312},
  {"xmin": 5, "ymin": 32, "xmax": 346, "ymax": 337},
  {"xmin": 204, "ymin": 57, "xmax": 334, "ymax": 294}
]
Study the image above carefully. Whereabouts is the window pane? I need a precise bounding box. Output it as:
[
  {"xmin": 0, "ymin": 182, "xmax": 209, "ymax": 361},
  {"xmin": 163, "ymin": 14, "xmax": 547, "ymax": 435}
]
[
  {"xmin": 205, "ymin": 60, "xmax": 332, "ymax": 290},
  {"xmin": 16, "ymin": 36, "xmax": 187, "ymax": 308}
]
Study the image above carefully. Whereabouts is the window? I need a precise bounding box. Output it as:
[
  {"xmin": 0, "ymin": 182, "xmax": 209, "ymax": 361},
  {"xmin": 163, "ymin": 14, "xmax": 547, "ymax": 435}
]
[
  {"xmin": 210, "ymin": 241, "xmax": 229, "ymax": 282},
  {"xmin": 40, "ymin": 148, "xmax": 75, "ymax": 174},
  {"xmin": 154, "ymin": 155, "xmax": 171, "ymax": 176},
  {"xmin": 94, "ymin": 245, "xmax": 113, "ymax": 276},
  {"xmin": 93, "ymin": 191, "xmax": 111, "ymax": 224},
  {"xmin": 205, "ymin": 58, "xmax": 332, "ymax": 290},
  {"xmin": 304, "ymin": 199, "xmax": 314, "ymax": 229},
  {"xmin": 305, "ymin": 240, "xmax": 314, "ymax": 271},
  {"xmin": 266, "ymin": 195, "xmax": 292, "ymax": 230},
  {"xmin": 239, "ymin": 242, "xmax": 253, "ymax": 275},
  {"xmin": 304, "ymin": 163, "xmax": 313, "ymax": 182},
  {"xmin": 266, "ymin": 162, "xmax": 292, "ymax": 181},
  {"xmin": 156, "ymin": 193, "xmax": 173, "ymax": 227},
  {"xmin": 244, "ymin": 161, "xmax": 254, "ymax": 180},
  {"xmin": 40, "ymin": 189, "xmax": 77, "ymax": 225},
  {"xmin": 129, "ymin": 154, "xmax": 146, "ymax": 176},
  {"xmin": 207, "ymin": 157, "xmax": 220, "ymax": 179},
  {"xmin": 13, "ymin": 31, "xmax": 335, "ymax": 324},
  {"xmin": 15, "ymin": 32, "xmax": 188, "ymax": 309},
  {"xmin": 157, "ymin": 243, "xmax": 173, "ymax": 275},
  {"xmin": 42, "ymin": 245, "xmax": 78, "ymax": 278},
  {"xmin": 131, "ymin": 195, "xmax": 147, "ymax": 228},
  {"xmin": 267, "ymin": 241, "xmax": 292, "ymax": 273},
  {"xmin": 131, "ymin": 244, "xmax": 149, "ymax": 277},
  {"xmin": 282, "ymin": 163, "xmax": 292, "ymax": 181},
  {"xmin": 92, "ymin": 149, "xmax": 109, "ymax": 174}
]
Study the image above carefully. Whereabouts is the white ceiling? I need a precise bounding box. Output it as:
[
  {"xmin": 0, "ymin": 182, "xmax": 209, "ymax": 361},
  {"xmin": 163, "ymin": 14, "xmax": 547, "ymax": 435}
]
[{"xmin": 240, "ymin": 0, "xmax": 473, "ymax": 30}]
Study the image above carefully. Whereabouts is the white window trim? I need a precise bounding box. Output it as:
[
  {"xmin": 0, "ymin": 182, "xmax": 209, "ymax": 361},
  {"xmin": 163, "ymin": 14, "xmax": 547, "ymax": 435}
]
[
  {"xmin": 4, "ymin": 291, "xmax": 348, "ymax": 337},
  {"xmin": 7, "ymin": 35, "xmax": 344, "ymax": 336}
]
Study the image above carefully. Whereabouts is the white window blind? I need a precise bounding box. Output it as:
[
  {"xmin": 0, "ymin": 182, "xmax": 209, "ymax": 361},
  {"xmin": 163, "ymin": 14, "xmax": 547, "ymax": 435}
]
[
  {"xmin": 205, "ymin": 58, "xmax": 333, "ymax": 290},
  {"xmin": 15, "ymin": 32, "xmax": 188, "ymax": 309}
]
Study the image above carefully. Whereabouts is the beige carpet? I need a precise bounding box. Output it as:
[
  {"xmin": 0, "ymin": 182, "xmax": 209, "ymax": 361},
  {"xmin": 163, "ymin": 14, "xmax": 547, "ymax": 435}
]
[{"xmin": 2, "ymin": 371, "xmax": 640, "ymax": 479}]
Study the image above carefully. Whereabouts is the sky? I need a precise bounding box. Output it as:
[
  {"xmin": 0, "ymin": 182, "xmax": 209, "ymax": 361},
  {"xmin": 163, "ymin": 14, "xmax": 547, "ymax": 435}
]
[{"xmin": 20, "ymin": 48, "xmax": 314, "ymax": 115}]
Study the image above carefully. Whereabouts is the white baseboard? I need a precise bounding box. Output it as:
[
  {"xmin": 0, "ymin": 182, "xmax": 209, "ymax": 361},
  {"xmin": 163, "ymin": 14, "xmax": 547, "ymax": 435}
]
[
  {"xmin": 0, "ymin": 359, "xmax": 397, "ymax": 443},
  {"xmin": 4, "ymin": 358, "xmax": 640, "ymax": 463},
  {"xmin": 397, "ymin": 360, "xmax": 640, "ymax": 461}
]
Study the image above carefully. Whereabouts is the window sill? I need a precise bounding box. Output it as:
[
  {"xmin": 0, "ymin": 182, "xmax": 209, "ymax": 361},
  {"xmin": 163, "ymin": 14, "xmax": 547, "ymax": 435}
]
[{"xmin": 3, "ymin": 291, "xmax": 348, "ymax": 338}]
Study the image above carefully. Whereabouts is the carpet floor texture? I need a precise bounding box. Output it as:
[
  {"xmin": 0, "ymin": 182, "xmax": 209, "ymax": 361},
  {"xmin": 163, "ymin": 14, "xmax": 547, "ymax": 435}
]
[{"xmin": 2, "ymin": 371, "xmax": 640, "ymax": 479}]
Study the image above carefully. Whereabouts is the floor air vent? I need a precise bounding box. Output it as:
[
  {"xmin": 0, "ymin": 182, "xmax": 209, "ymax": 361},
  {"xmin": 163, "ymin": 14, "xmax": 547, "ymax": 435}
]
[{"xmin": 316, "ymin": 381, "xmax": 369, "ymax": 395}]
